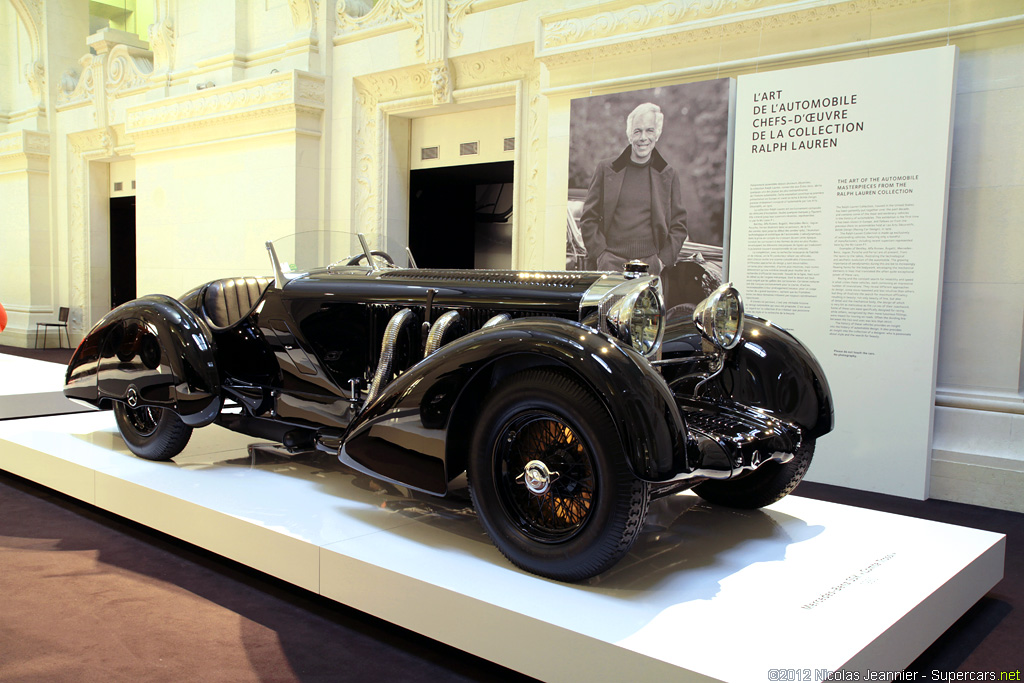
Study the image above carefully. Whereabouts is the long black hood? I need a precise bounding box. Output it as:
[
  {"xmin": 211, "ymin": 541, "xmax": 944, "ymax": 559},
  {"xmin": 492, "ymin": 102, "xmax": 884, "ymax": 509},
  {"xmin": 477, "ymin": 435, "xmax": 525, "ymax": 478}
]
[{"xmin": 286, "ymin": 267, "xmax": 613, "ymax": 317}]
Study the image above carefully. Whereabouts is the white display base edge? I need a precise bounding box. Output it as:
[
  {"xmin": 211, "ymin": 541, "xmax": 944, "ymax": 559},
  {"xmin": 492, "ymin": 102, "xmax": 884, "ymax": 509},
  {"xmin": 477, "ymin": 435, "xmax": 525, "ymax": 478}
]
[
  {"xmin": 0, "ymin": 354, "xmax": 95, "ymax": 419},
  {"xmin": 0, "ymin": 411, "xmax": 1005, "ymax": 683}
]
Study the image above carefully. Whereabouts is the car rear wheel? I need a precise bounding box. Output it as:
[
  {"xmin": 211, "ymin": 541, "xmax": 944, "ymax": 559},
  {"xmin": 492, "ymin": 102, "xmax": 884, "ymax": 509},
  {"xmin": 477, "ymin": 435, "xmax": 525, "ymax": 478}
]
[
  {"xmin": 692, "ymin": 441, "xmax": 814, "ymax": 509},
  {"xmin": 113, "ymin": 401, "xmax": 193, "ymax": 461},
  {"xmin": 468, "ymin": 370, "xmax": 649, "ymax": 581}
]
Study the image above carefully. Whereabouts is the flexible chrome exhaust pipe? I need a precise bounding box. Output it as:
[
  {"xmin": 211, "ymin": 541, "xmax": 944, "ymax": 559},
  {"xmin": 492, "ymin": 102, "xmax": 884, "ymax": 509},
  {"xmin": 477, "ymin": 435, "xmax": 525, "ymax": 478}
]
[
  {"xmin": 366, "ymin": 308, "xmax": 416, "ymax": 405},
  {"xmin": 425, "ymin": 310, "xmax": 461, "ymax": 356}
]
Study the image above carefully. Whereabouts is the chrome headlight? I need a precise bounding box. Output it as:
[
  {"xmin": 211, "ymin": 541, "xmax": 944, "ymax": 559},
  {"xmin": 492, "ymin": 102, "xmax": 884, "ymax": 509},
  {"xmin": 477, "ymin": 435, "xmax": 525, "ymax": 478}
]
[
  {"xmin": 693, "ymin": 283, "xmax": 744, "ymax": 350},
  {"xmin": 602, "ymin": 279, "xmax": 665, "ymax": 357}
]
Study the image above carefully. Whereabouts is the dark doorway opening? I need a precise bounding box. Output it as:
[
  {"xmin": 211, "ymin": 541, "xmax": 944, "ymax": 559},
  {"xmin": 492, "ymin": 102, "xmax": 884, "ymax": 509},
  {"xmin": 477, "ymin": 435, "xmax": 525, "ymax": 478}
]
[
  {"xmin": 409, "ymin": 161, "xmax": 513, "ymax": 269},
  {"xmin": 109, "ymin": 196, "xmax": 136, "ymax": 309}
]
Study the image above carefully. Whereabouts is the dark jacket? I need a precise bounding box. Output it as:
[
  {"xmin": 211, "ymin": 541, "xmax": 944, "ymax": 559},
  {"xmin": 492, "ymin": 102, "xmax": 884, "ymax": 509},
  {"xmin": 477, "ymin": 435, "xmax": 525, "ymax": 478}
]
[{"xmin": 579, "ymin": 146, "xmax": 688, "ymax": 268}]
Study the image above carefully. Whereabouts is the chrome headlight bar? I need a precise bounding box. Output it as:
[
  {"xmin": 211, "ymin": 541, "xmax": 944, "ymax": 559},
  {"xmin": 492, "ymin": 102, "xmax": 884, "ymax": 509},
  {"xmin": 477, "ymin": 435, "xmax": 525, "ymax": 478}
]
[
  {"xmin": 580, "ymin": 275, "xmax": 666, "ymax": 358},
  {"xmin": 693, "ymin": 282, "xmax": 744, "ymax": 350}
]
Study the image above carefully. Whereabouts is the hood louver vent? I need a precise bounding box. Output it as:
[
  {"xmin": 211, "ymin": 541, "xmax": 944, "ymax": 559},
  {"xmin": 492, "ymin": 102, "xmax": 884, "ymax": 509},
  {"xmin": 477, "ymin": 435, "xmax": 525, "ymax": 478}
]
[
  {"xmin": 380, "ymin": 269, "xmax": 594, "ymax": 288},
  {"xmin": 421, "ymin": 146, "xmax": 439, "ymax": 161}
]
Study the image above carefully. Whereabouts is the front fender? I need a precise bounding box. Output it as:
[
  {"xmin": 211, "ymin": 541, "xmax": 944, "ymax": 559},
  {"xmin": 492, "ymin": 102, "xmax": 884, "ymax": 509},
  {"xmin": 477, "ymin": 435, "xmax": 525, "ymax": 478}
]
[
  {"xmin": 715, "ymin": 316, "xmax": 834, "ymax": 439},
  {"xmin": 341, "ymin": 317, "xmax": 688, "ymax": 495},
  {"xmin": 64, "ymin": 294, "xmax": 221, "ymax": 426}
]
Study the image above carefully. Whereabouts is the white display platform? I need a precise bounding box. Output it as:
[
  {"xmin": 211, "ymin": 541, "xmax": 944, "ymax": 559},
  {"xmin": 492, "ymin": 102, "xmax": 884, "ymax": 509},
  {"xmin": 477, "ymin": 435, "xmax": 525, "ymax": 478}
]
[
  {"xmin": 0, "ymin": 411, "xmax": 1005, "ymax": 683},
  {"xmin": 0, "ymin": 354, "xmax": 94, "ymax": 419}
]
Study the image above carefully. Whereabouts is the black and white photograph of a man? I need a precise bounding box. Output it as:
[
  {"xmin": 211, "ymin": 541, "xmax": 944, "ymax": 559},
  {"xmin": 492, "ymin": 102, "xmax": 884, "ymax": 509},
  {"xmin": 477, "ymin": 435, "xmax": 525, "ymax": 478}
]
[
  {"xmin": 580, "ymin": 102, "xmax": 688, "ymax": 276},
  {"xmin": 567, "ymin": 80, "xmax": 733, "ymax": 312}
]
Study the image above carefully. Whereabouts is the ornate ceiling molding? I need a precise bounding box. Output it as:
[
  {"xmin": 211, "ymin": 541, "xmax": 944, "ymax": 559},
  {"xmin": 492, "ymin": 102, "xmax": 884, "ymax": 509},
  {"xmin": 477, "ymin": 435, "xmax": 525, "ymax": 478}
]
[
  {"xmin": 336, "ymin": 0, "xmax": 425, "ymax": 48},
  {"xmin": 357, "ymin": 66, "xmax": 433, "ymax": 101},
  {"xmin": 117, "ymin": 72, "xmax": 327, "ymax": 158},
  {"xmin": 125, "ymin": 70, "xmax": 325, "ymax": 138},
  {"xmin": 536, "ymin": 0, "xmax": 927, "ymax": 67},
  {"xmin": 541, "ymin": 0, "xmax": 758, "ymax": 50},
  {"xmin": 452, "ymin": 44, "xmax": 533, "ymax": 87},
  {"xmin": 336, "ymin": 0, "xmax": 474, "ymax": 60}
]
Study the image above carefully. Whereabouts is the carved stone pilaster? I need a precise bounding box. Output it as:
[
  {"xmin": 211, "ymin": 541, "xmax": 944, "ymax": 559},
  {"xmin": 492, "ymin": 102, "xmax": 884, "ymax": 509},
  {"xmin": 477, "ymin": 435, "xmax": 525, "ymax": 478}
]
[
  {"xmin": 521, "ymin": 66, "xmax": 543, "ymax": 267},
  {"xmin": 352, "ymin": 86, "xmax": 382, "ymax": 239}
]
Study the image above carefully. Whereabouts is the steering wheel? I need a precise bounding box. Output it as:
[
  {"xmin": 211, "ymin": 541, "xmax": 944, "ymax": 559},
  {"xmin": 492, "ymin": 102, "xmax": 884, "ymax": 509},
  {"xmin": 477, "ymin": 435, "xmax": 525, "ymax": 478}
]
[{"xmin": 346, "ymin": 250, "xmax": 395, "ymax": 267}]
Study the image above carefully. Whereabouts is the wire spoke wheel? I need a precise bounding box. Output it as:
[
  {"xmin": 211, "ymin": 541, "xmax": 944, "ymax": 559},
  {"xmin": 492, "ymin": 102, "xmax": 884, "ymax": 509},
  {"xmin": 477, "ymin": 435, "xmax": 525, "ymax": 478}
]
[
  {"xmin": 496, "ymin": 411, "xmax": 596, "ymax": 542},
  {"xmin": 469, "ymin": 370, "xmax": 649, "ymax": 582}
]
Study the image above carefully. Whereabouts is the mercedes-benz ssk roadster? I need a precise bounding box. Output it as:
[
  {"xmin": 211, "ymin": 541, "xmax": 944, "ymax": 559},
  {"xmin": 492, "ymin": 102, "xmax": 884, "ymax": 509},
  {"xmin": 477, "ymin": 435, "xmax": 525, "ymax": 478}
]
[{"xmin": 66, "ymin": 232, "xmax": 833, "ymax": 581}]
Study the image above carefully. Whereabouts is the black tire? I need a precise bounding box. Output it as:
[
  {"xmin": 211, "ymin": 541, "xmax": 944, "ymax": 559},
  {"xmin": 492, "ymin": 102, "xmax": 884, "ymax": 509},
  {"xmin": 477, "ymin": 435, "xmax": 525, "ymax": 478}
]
[
  {"xmin": 113, "ymin": 401, "xmax": 193, "ymax": 461},
  {"xmin": 692, "ymin": 441, "xmax": 815, "ymax": 509},
  {"xmin": 468, "ymin": 370, "xmax": 649, "ymax": 581}
]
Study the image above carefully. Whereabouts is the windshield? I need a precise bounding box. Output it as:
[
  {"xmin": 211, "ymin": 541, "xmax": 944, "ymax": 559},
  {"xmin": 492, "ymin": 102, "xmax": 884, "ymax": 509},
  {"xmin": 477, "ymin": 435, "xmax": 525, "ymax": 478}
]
[{"xmin": 269, "ymin": 230, "xmax": 412, "ymax": 273}]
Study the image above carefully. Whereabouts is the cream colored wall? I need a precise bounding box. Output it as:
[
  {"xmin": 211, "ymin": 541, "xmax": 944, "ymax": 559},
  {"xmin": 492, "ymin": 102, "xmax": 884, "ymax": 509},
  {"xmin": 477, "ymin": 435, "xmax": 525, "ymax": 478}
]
[
  {"xmin": 0, "ymin": 3, "xmax": 37, "ymax": 125},
  {"xmin": 0, "ymin": 131, "xmax": 51, "ymax": 346},
  {"xmin": 174, "ymin": 0, "xmax": 243, "ymax": 82},
  {"xmin": 409, "ymin": 105, "xmax": 515, "ymax": 169},
  {"xmin": 135, "ymin": 137, "xmax": 302, "ymax": 297}
]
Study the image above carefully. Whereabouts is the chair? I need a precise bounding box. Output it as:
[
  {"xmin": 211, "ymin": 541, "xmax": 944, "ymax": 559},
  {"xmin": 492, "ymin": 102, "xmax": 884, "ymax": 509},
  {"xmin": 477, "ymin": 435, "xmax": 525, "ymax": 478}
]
[{"xmin": 35, "ymin": 307, "xmax": 71, "ymax": 349}]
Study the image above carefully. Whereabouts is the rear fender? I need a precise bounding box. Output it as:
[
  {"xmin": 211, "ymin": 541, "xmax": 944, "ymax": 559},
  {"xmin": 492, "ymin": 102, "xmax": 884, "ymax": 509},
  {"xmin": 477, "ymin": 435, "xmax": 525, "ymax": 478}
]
[
  {"xmin": 340, "ymin": 317, "xmax": 689, "ymax": 495},
  {"xmin": 64, "ymin": 295, "xmax": 221, "ymax": 426}
]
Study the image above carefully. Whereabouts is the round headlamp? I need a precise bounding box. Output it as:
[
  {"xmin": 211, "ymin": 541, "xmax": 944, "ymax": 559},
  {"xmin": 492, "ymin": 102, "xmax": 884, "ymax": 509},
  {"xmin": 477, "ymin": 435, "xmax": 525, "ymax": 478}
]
[
  {"xmin": 693, "ymin": 283, "xmax": 744, "ymax": 350},
  {"xmin": 606, "ymin": 282, "xmax": 665, "ymax": 357}
]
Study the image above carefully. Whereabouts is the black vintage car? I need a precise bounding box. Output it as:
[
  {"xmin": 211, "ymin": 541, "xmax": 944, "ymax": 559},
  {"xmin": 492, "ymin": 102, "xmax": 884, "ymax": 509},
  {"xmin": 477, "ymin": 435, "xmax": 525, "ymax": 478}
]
[{"xmin": 65, "ymin": 232, "xmax": 833, "ymax": 581}]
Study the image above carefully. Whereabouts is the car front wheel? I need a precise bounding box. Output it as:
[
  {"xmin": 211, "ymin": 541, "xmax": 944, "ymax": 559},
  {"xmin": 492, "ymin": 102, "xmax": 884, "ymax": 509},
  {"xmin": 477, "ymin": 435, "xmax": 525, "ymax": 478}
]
[
  {"xmin": 692, "ymin": 441, "xmax": 815, "ymax": 509},
  {"xmin": 468, "ymin": 370, "xmax": 649, "ymax": 582},
  {"xmin": 113, "ymin": 401, "xmax": 193, "ymax": 461}
]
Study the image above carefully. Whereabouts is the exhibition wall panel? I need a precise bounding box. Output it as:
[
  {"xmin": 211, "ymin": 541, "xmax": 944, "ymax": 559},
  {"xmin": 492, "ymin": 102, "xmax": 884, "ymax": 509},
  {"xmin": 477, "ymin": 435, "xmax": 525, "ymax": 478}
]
[{"xmin": 729, "ymin": 47, "xmax": 958, "ymax": 499}]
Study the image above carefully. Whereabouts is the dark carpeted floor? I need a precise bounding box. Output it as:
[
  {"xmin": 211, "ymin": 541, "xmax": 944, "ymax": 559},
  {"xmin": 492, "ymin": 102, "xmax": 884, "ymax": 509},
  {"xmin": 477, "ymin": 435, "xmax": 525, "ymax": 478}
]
[{"xmin": 0, "ymin": 347, "xmax": 1020, "ymax": 680}]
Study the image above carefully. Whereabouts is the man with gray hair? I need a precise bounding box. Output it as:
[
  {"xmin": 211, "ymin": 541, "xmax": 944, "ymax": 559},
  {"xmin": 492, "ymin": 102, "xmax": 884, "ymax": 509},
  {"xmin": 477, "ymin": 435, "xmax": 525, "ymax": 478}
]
[{"xmin": 579, "ymin": 102, "xmax": 687, "ymax": 275}]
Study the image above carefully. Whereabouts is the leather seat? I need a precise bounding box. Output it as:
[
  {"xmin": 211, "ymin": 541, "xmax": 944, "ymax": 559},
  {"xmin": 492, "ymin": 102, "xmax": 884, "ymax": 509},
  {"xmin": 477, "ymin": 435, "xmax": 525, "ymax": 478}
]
[{"xmin": 202, "ymin": 276, "xmax": 272, "ymax": 330}]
